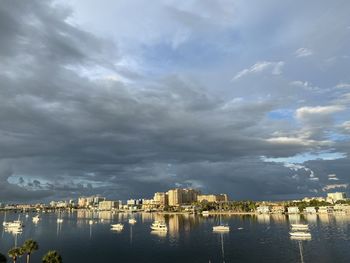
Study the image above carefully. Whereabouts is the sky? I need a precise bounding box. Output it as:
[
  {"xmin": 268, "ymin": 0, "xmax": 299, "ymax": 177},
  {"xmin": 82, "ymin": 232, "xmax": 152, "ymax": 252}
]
[{"xmin": 0, "ymin": 0, "xmax": 350, "ymax": 203}]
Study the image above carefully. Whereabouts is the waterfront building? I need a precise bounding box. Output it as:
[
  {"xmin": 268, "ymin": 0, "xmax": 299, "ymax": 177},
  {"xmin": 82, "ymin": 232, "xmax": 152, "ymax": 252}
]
[
  {"xmin": 302, "ymin": 197, "xmax": 326, "ymax": 202},
  {"xmin": 153, "ymin": 192, "xmax": 168, "ymax": 206},
  {"xmin": 197, "ymin": 194, "xmax": 228, "ymax": 203},
  {"xmin": 127, "ymin": 199, "xmax": 142, "ymax": 206},
  {"xmin": 78, "ymin": 195, "xmax": 106, "ymax": 208},
  {"xmin": 326, "ymin": 192, "xmax": 347, "ymax": 203},
  {"xmin": 257, "ymin": 206, "xmax": 271, "ymax": 214},
  {"xmin": 334, "ymin": 204, "xmax": 350, "ymax": 213},
  {"xmin": 98, "ymin": 201, "xmax": 119, "ymax": 211},
  {"xmin": 304, "ymin": 207, "xmax": 317, "ymax": 214},
  {"xmin": 318, "ymin": 206, "xmax": 334, "ymax": 214},
  {"xmin": 168, "ymin": 189, "xmax": 183, "ymax": 206},
  {"xmin": 271, "ymin": 205, "xmax": 286, "ymax": 214},
  {"xmin": 287, "ymin": 206, "xmax": 300, "ymax": 214},
  {"xmin": 167, "ymin": 188, "xmax": 200, "ymax": 206}
]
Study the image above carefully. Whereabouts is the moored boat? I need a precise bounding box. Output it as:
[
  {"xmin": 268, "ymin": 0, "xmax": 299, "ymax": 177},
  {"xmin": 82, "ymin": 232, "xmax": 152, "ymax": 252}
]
[{"xmin": 151, "ymin": 221, "xmax": 167, "ymax": 232}]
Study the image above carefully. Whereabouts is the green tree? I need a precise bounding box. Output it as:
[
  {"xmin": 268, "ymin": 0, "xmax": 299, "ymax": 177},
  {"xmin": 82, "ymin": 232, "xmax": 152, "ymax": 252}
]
[
  {"xmin": 8, "ymin": 247, "xmax": 23, "ymax": 263},
  {"xmin": 42, "ymin": 251, "xmax": 62, "ymax": 263},
  {"xmin": 0, "ymin": 252, "xmax": 7, "ymax": 263},
  {"xmin": 22, "ymin": 239, "xmax": 39, "ymax": 263}
]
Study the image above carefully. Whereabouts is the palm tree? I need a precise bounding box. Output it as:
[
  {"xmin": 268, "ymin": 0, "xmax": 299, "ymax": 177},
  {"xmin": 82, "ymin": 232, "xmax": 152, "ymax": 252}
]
[
  {"xmin": 42, "ymin": 251, "xmax": 62, "ymax": 263},
  {"xmin": 0, "ymin": 252, "xmax": 7, "ymax": 263},
  {"xmin": 22, "ymin": 239, "xmax": 39, "ymax": 263},
  {"xmin": 7, "ymin": 247, "xmax": 23, "ymax": 263}
]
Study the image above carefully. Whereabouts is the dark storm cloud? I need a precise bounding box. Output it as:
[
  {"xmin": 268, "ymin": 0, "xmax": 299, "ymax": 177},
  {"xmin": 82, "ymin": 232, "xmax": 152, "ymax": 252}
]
[{"xmin": 0, "ymin": 0, "xmax": 349, "ymax": 202}]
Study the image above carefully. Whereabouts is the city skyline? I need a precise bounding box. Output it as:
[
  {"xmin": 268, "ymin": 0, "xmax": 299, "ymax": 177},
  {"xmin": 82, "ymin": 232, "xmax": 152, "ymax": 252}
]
[{"xmin": 1, "ymin": 0, "xmax": 350, "ymax": 203}]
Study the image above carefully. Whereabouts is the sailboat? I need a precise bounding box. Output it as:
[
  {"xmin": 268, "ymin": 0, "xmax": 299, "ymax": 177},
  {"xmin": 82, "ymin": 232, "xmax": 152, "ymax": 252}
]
[
  {"xmin": 57, "ymin": 211, "xmax": 63, "ymax": 223},
  {"xmin": 213, "ymin": 203, "xmax": 230, "ymax": 232}
]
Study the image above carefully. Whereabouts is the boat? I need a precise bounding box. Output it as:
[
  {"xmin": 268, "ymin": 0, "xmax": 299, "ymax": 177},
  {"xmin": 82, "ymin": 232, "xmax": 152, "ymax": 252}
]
[
  {"xmin": 289, "ymin": 231, "xmax": 311, "ymax": 238},
  {"xmin": 150, "ymin": 221, "xmax": 167, "ymax": 232},
  {"xmin": 4, "ymin": 214, "xmax": 24, "ymax": 229},
  {"xmin": 213, "ymin": 225, "xmax": 230, "ymax": 232},
  {"xmin": 202, "ymin": 211, "xmax": 210, "ymax": 216},
  {"xmin": 89, "ymin": 220, "xmax": 94, "ymax": 225},
  {"xmin": 291, "ymin": 224, "xmax": 309, "ymax": 229},
  {"xmin": 57, "ymin": 211, "xmax": 63, "ymax": 223},
  {"xmin": 32, "ymin": 215, "xmax": 40, "ymax": 223},
  {"xmin": 111, "ymin": 223, "xmax": 124, "ymax": 231},
  {"xmin": 289, "ymin": 223, "xmax": 311, "ymax": 239},
  {"xmin": 128, "ymin": 218, "xmax": 137, "ymax": 224},
  {"xmin": 213, "ymin": 203, "xmax": 230, "ymax": 232}
]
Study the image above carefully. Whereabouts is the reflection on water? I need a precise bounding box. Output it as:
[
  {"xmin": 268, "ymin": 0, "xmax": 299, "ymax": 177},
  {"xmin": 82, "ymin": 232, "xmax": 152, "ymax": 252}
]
[{"xmin": 1, "ymin": 212, "xmax": 350, "ymax": 262}]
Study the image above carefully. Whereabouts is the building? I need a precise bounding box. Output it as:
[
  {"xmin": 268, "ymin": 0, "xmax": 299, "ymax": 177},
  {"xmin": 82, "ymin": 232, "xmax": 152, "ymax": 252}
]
[
  {"xmin": 98, "ymin": 201, "xmax": 119, "ymax": 211},
  {"xmin": 326, "ymin": 192, "xmax": 346, "ymax": 203},
  {"xmin": 197, "ymin": 194, "xmax": 228, "ymax": 203},
  {"xmin": 127, "ymin": 199, "xmax": 142, "ymax": 206},
  {"xmin": 318, "ymin": 206, "xmax": 334, "ymax": 214},
  {"xmin": 153, "ymin": 192, "xmax": 168, "ymax": 206},
  {"xmin": 271, "ymin": 205, "xmax": 286, "ymax": 214},
  {"xmin": 287, "ymin": 206, "xmax": 300, "ymax": 214},
  {"xmin": 168, "ymin": 189, "xmax": 183, "ymax": 206},
  {"xmin": 334, "ymin": 204, "xmax": 350, "ymax": 213},
  {"xmin": 302, "ymin": 197, "xmax": 326, "ymax": 202},
  {"xmin": 78, "ymin": 196, "xmax": 106, "ymax": 208},
  {"xmin": 304, "ymin": 207, "xmax": 317, "ymax": 214},
  {"xmin": 257, "ymin": 206, "xmax": 271, "ymax": 214}
]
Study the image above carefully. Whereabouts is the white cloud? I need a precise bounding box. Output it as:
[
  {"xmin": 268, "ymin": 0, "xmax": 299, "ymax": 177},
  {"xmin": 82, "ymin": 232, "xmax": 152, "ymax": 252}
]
[
  {"xmin": 296, "ymin": 105, "xmax": 345, "ymax": 120},
  {"xmin": 232, "ymin": 61, "xmax": 284, "ymax": 80},
  {"xmin": 290, "ymin": 80, "xmax": 319, "ymax": 91},
  {"xmin": 295, "ymin": 47, "xmax": 313, "ymax": 57},
  {"xmin": 341, "ymin": 121, "xmax": 350, "ymax": 132},
  {"xmin": 322, "ymin": 184, "xmax": 348, "ymax": 191},
  {"xmin": 328, "ymin": 174, "xmax": 339, "ymax": 181},
  {"xmin": 335, "ymin": 83, "xmax": 350, "ymax": 89},
  {"xmin": 265, "ymin": 136, "xmax": 331, "ymax": 147}
]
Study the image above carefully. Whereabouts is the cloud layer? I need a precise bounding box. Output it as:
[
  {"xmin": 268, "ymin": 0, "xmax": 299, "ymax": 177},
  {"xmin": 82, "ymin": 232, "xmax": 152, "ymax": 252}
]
[{"xmin": 1, "ymin": 0, "xmax": 350, "ymax": 202}]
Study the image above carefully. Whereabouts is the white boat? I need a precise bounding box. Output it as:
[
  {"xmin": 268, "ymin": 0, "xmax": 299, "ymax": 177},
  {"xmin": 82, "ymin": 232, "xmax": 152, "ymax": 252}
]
[
  {"xmin": 57, "ymin": 218, "xmax": 63, "ymax": 223},
  {"xmin": 128, "ymin": 218, "xmax": 137, "ymax": 224},
  {"xmin": 111, "ymin": 223, "xmax": 124, "ymax": 230},
  {"xmin": 150, "ymin": 221, "xmax": 167, "ymax": 232},
  {"xmin": 291, "ymin": 224, "xmax": 308, "ymax": 229},
  {"xmin": 89, "ymin": 220, "xmax": 94, "ymax": 225},
  {"xmin": 4, "ymin": 220, "xmax": 24, "ymax": 229},
  {"xmin": 213, "ymin": 204, "xmax": 230, "ymax": 232},
  {"xmin": 202, "ymin": 211, "xmax": 210, "ymax": 216},
  {"xmin": 213, "ymin": 225, "xmax": 230, "ymax": 232},
  {"xmin": 289, "ymin": 231, "xmax": 311, "ymax": 238},
  {"xmin": 32, "ymin": 215, "xmax": 40, "ymax": 223}
]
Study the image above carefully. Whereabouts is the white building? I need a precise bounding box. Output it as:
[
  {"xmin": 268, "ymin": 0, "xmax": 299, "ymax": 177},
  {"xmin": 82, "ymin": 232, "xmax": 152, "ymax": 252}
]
[
  {"xmin": 326, "ymin": 192, "xmax": 346, "ymax": 203},
  {"xmin": 305, "ymin": 207, "xmax": 316, "ymax": 213},
  {"xmin": 287, "ymin": 206, "xmax": 300, "ymax": 214},
  {"xmin": 257, "ymin": 206, "xmax": 271, "ymax": 214},
  {"xmin": 318, "ymin": 206, "xmax": 334, "ymax": 214}
]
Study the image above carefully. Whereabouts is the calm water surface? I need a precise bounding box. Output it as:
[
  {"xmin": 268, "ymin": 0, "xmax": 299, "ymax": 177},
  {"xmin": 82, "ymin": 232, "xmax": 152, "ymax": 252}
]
[{"xmin": 0, "ymin": 211, "xmax": 349, "ymax": 262}]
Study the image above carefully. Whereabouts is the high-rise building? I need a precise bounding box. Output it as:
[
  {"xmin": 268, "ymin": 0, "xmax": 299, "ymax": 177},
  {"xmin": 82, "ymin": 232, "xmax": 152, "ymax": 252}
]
[
  {"xmin": 197, "ymin": 194, "xmax": 228, "ymax": 203},
  {"xmin": 168, "ymin": 189, "xmax": 183, "ymax": 206},
  {"xmin": 167, "ymin": 188, "xmax": 200, "ymax": 206},
  {"xmin": 98, "ymin": 201, "xmax": 119, "ymax": 211},
  {"xmin": 326, "ymin": 192, "xmax": 347, "ymax": 203},
  {"xmin": 153, "ymin": 192, "xmax": 168, "ymax": 206}
]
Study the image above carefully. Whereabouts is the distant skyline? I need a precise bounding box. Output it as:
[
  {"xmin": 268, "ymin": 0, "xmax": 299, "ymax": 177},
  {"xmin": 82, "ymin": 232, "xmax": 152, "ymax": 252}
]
[{"xmin": 0, "ymin": 0, "xmax": 350, "ymax": 202}]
